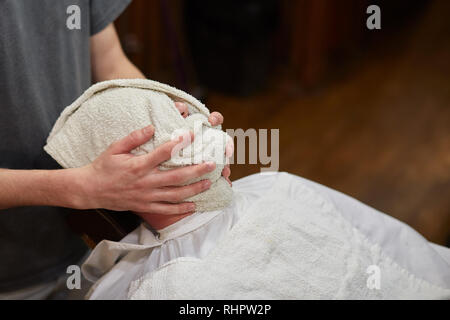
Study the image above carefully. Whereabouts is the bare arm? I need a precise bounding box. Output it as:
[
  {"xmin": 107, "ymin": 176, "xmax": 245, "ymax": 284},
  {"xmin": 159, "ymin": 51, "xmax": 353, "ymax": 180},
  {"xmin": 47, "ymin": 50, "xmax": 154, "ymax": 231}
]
[
  {"xmin": 0, "ymin": 127, "xmax": 214, "ymax": 212},
  {"xmin": 0, "ymin": 168, "xmax": 86, "ymax": 210},
  {"xmin": 90, "ymin": 24, "xmax": 144, "ymax": 81}
]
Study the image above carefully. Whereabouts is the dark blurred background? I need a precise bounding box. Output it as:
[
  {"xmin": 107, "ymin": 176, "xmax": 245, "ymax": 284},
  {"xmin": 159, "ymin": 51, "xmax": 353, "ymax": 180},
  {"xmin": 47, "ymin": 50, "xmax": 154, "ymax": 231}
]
[{"xmin": 113, "ymin": 0, "xmax": 450, "ymax": 245}]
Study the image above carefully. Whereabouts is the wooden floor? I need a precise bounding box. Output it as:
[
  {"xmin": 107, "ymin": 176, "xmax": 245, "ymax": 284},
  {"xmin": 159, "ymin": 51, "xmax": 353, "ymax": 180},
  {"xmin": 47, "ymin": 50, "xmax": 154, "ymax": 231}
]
[{"xmin": 206, "ymin": 1, "xmax": 450, "ymax": 245}]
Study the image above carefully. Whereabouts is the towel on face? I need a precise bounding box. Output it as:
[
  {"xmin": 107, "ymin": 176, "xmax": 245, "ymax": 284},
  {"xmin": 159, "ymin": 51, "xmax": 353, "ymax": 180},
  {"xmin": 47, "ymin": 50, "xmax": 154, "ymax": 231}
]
[{"xmin": 44, "ymin": 79, "xmax": 233, "ymax": 212}]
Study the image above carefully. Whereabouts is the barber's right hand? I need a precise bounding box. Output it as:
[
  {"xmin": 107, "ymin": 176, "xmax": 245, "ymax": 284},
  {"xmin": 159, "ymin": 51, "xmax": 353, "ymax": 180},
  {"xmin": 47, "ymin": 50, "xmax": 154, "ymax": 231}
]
[{"xmin": 75, "ymin": 125, "xmax": 215, "ymax": 214}]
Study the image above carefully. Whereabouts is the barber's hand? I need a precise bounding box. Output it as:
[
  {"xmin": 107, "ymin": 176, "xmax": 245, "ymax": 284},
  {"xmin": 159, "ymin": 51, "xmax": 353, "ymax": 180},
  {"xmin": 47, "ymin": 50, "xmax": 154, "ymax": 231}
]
[{"xmin": 77, "ymin": 125, "xmax": 215, "ymax": 214}]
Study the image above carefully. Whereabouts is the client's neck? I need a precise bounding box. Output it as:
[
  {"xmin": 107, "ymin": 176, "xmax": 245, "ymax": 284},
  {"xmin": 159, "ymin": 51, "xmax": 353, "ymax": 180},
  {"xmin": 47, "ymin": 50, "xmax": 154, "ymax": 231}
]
[{"xmin": 135, "ymin": 212, "xmax": 194, "ymax": 230}]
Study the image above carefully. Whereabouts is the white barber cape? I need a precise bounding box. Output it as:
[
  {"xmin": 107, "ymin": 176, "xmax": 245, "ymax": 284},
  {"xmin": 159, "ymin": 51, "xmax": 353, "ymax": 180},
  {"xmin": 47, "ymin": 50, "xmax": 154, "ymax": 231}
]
[{"xmin": 82, "ymin": 173, "xmax": 450, "ymax": 300}]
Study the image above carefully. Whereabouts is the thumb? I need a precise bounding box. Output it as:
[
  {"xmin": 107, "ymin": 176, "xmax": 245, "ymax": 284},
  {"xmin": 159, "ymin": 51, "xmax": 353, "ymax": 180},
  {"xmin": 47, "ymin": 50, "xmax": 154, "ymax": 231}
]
[{"xmin": 108, "ymin": 125, "xmax": 155, "ymax": 155}]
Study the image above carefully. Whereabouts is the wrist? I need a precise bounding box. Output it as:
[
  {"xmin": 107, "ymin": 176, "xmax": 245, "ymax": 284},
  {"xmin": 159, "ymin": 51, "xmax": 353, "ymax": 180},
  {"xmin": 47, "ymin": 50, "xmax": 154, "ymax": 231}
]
[
  {"xmin": 47, "ymin": 166, "xmax": 95, "ymax": 210},
  {"xmin": 67, "ymin": 166, "xmax": 97, "ymax": 210}
]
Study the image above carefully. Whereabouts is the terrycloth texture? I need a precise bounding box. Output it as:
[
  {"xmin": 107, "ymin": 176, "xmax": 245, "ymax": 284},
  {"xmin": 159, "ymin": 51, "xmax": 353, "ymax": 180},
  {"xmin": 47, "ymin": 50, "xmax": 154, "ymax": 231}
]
[
  {"xmin": 44, "ymin": 79, "xmax": 232, "ymax": 212},
  {"xmin": 127, "ymin": 173, "xmax": 450, "ymax": 300}
]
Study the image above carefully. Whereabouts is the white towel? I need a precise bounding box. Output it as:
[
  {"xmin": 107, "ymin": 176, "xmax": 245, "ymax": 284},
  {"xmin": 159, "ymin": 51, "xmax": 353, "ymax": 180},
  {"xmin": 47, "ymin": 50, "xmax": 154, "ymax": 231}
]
[{"xmin": 44, "ymin": 79, "xmax": 232, "ymax": 212}]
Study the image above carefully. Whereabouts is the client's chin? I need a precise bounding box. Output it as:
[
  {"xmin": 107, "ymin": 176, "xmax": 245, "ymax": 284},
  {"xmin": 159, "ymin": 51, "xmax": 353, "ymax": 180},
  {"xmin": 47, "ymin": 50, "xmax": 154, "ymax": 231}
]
[{"xmin": 135, "ymin": 211, "xmax": 194, "ymax": 230}]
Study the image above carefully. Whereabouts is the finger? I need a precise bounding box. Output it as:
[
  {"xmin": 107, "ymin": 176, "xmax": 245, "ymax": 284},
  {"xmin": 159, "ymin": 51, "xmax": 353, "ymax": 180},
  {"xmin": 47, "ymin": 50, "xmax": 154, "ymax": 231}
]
[
  {"xmin": 221, "ymin": 165, "xmax": 231, "ymax": 179},
  {"xmin": 174, "ymin": 102, "xmax": 189, "ymax": 118},
  {"xmin": 222, "ymin": 165, "xmax": 232, "ymax": 186},
  {"xmin": 108, "ymin": 125, "xmax": 154, "ymax": 155},
  {"xmin": 208, "ymin": 111, "xmax": 224, "ymax": 126},
  {"xmin": 152, "ymin": 179, "xmax": 211, "ymax": 203},
  {"xmin": 142, "ymin": 201, "xmax": 196, "ymax": 215},
  {"xmin": 137, "ymin": 131, "xmax": 194, "ymax": 170},
  {"xmin": 151, "ymin": 162, "xmax": 216, "ymax": 187}
]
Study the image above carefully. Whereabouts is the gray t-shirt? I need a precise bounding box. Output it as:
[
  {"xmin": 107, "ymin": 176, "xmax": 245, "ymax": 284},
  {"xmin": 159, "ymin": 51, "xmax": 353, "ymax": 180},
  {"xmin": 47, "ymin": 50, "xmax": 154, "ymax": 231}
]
[{"xmin": 0, "ymin": 0, "xmax": 131, "ymax": 292}]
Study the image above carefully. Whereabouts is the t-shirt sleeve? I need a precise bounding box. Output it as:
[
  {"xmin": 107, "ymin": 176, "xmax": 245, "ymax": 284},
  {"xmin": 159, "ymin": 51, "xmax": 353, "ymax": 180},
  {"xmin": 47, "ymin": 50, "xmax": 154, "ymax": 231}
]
[{"xmin": 90, "ymin": 0, "xmax": 132, "ymax": 35}]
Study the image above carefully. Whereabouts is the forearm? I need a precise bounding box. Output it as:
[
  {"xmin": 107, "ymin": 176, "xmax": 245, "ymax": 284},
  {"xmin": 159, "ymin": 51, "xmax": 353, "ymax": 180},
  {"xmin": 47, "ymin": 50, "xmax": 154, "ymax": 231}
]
[
  {"xmin": 91, "ymin": 23, "xmax": 145, "ymax": 82},
  {"xmin": 0, "ymin": 168, "xmax": 87, "ymax": 210}
]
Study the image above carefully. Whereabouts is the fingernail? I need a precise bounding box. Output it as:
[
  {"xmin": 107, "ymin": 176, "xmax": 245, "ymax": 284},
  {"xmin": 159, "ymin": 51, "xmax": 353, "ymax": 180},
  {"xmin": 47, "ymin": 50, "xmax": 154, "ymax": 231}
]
[
  {"xmin": 144, "ymin": 125, "xmax": 153, "ymax": 135},
  {"xmin": 175, "ymin": 131, "xmax": 191, "ymax": 143},
  {"xmin": 188, "ymin": 203, "xmax": 196, "ymax": 211},
  {"xmin": 203, "ymin": 179, "xmax": 211, "ymax": 188},
  {"xmin": 205, "ymin": 161, "xmax": 216, "ymax": 170}
]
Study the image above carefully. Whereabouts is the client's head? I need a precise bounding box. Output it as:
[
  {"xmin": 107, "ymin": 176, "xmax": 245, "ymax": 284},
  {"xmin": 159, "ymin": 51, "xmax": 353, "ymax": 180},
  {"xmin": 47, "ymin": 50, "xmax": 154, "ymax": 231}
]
[{"xmin": 44, "ymin": 79, "xmax": 234, "ymax": 229}]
